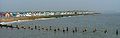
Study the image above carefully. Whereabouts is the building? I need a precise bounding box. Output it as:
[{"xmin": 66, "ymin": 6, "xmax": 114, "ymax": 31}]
[
  {"xmin": 4, "ymin": 12, "xmax": 12, "ymax": 17},
  {"xmin": 9, "ymin": 10, "xmax": 95, "ymax": 17},
  {"xmin": 12, "ymin": 12, "xmax": 17, "ymax": 17},
  {"xmin": 0, "ymin": 13, "xmax": 4, "ymax": 17}
]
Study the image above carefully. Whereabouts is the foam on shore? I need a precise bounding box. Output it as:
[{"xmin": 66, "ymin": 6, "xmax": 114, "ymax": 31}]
[
  {"xmin": 0, "ymin": 18, "xmax": 56, "ymax": 25},
  {"xmin": 34, "ymin": 18, "xmax": 56, "ymax": 20},
  {"xmin": 0, "ymin": 21, "xmax": 17, "ymax": 25}
]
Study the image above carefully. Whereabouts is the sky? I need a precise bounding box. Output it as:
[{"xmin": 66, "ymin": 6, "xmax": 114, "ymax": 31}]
[{"xmin": 0, "ymin": 0, "xmax": 120, "ymax": 12}]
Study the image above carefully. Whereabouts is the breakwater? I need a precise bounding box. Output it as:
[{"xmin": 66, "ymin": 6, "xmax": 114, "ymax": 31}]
[{"xmin": 0, "ymin": 24, "xmax": 119, "ymax": 35}]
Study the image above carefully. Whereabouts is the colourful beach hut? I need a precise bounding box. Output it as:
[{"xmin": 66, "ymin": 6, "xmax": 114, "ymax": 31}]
[
  {"xmin": 12, "ymin": 12, "xmax": 17, "ymax": 17},
  {"xmin": 4, "ymin": 12, "xmax": 12, "ymax": 17}
]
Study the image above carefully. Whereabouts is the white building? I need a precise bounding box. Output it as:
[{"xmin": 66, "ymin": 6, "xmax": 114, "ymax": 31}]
[{"xmin": 15, "ymin": 10, "xmax": 95, "ymax": 17}]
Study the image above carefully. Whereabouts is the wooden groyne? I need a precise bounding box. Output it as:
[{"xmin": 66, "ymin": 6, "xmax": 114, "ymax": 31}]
[{"xmin": 0, "ymin": 24, "xmax": 118, "ymax": 35}]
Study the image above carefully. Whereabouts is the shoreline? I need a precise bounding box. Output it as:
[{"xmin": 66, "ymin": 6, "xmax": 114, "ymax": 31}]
[
  {"xmin": 0, "ymin": 14, "xmax": 99, "ymax": 24},
  {"xmin": 0, "ymin": 20, "xmax": 35, "ymax": 25},
  {"xmin": 0, "ymin": 14, "xmax": 80, "ymax": 22},
  {"xmin": 0, "ymin": 20, "xmax": 33, "ymax": 24},
  {"xmin": 0, "ymin": 17, "xmax": 57, "ymax": 25}
]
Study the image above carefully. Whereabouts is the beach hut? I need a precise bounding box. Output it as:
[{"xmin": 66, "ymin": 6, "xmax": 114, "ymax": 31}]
[
  {"xmin": 4, "ymin": 12, "xmax": 12, "ymax": 17},
  {"xmin": 0, "ymin": 13, "xmax": 4, "ymax": 17},
  {"xmin": 12, "ymin": 12, "xmax": 17, "ymax": 17}
]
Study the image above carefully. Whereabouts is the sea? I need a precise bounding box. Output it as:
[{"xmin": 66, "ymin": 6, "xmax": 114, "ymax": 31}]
[{"xmin": 0, "ymin": 13, "xmax": 120, "ymax": 38}]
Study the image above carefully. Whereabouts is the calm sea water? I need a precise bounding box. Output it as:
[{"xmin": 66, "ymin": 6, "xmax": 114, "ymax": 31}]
[{"xmin": 0, "ymin": 13, "xmax": 120, "ymax": 38}]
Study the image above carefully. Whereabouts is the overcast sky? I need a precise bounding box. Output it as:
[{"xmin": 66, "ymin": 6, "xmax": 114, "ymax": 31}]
[{"xmin": 0, "ymin": 0, "xmax": 120, "ymax": 12}]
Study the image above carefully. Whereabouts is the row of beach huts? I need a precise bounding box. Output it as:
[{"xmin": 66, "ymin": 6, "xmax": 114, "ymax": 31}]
[{"xmin": 0, "ymin": 10, "xmax": 95, "ymax": 18}]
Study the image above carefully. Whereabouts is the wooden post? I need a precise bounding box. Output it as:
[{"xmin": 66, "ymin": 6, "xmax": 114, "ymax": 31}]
[
  {"xmin": 116, "ymin": 29, "xmax": 118, "ymax": 35},
  {"xmin": 104, "ymin": 29, "xmax": 107, "ymax": 34},
  {"xmin": 75, "ymin": 27, "xmax": 77, "ymax": 32},
  {"xmin": 35, "ymin": 26, "xmax": 37, "ymax": 29},
  {"xmin": 66, "ymin": 27, "xmax": 68, "ymax": 31}
]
